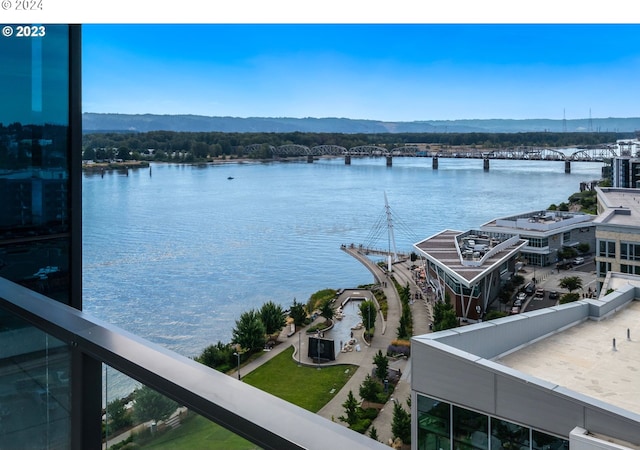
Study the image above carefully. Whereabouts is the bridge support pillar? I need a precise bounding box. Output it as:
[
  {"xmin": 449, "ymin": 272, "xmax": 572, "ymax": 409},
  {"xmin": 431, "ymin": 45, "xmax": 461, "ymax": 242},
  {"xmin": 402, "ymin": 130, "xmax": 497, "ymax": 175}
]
[
  {"xmin": 386, "ymin": 156, "xmax": 393, "ymax": 167},
  {"xmin": 307, "ymin": 155, "xmax": 314, "ymax": 163},
  {"xmin": 345, "ymin": 155, "xmax": 351, "ymax": 165},
  {"xmin": 483, "ymin": 158, "xmax": 490, "ymax": 171},
  {"xmin": 432, "ymin": 156, "xmax": 438, "ymax": 169},
  {"xmin": 565, "ymin": 160, "xmax": 571, "ymax": 173}
]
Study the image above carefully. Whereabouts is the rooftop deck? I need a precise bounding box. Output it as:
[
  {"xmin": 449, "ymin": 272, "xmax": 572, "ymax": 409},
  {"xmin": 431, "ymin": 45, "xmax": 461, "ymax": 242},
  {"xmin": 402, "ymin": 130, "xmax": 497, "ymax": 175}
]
[
  {"xmin": 497, "ymin": 300, "xmax": 640, "ymax": 416},
  {"xmin": 414, "ymin": 229, "xmax": 528, "ymax": 285}
]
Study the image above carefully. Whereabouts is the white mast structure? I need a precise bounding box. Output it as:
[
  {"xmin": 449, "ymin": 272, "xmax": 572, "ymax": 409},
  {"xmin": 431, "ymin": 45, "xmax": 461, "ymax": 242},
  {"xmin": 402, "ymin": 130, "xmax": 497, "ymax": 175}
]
[{"xmin": 384, "ymin": 192, "xmax": 399, "ymax": 272}]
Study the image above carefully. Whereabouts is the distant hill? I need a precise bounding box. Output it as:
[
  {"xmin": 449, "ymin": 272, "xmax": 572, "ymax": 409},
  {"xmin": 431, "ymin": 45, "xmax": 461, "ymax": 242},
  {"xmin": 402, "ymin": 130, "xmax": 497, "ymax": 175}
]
[{"xmin": 82, "ymin": 113, "xmax": 640, "ymax": 134}]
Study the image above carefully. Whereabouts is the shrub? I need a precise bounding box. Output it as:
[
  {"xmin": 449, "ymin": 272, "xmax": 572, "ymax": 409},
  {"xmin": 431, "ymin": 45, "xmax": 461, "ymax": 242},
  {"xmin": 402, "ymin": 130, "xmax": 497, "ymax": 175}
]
[
  {"xmin": 559, "ymin": 292, "xmax": 581, "ymax": 304},
  {"xmin": 387, "ymin": 342, "xmax": 411, "ymax": 358},
  {"xmin": 375, "ymin": 391, "xmax": 391, "ymax": 404},
  {"xmin": 485, "ymin": 310, "xmax": 508, "ymax": 321},
  {"xmin": 360, "ymin": 407, "xmax": 379, "ymax": 420},
  {"xmin": 350, "ymin": 418, "xmax": 372, "ymax": 434}
]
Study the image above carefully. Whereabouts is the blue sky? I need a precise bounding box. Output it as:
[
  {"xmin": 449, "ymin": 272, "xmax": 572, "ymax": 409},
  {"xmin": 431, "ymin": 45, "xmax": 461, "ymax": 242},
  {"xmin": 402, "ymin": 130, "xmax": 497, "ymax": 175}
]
[{"xmin": 82, "ymin": 24, "xmax": 640, "ymax": 121}]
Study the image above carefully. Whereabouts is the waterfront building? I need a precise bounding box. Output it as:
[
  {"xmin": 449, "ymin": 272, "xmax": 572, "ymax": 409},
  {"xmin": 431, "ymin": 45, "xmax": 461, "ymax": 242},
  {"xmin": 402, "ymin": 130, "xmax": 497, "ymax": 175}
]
[
  {"xmin": 480, "ymin": 210, "xmax": 596, "ymax": 267},
  {"xmin": 0, "ymin": 25, "xmax": 385, "ymax": 449},
  {"xmin": 609, "ymin": 139, "xmax": 640, "ymax": 188},
  {"xmin": 611, "ymin": 157, "xmax": 640, "ymax": 188},
  {"xmin": 413, "ymin": 229, "xmax": 528, "ymax": 321},
  {"xmin": 411, "ymin": 271, "xmax": 640, "ymax": 450},
  {"xmin": 594, "ymin": 187, "xmax": 640, "ymax": 291}
]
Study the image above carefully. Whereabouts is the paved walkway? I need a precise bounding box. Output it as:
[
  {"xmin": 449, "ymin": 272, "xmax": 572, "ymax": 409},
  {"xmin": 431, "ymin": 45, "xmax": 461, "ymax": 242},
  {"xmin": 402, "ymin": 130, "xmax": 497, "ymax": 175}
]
[{"xmin": 228, "ymin": 246, "xmax": 434, "ymax": 446}]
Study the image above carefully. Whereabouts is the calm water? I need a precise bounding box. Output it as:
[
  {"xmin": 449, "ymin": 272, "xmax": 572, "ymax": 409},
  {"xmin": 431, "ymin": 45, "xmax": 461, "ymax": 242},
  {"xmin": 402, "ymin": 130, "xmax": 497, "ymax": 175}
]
[{"xmin": 82, "ymin": 156, "xmax": 602, "ymax": 398}]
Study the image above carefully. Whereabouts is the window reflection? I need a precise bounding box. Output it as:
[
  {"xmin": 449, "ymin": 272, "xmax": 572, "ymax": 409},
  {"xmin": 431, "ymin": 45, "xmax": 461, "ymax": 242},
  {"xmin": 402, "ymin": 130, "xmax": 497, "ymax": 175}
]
[
  {"xmin": 0, "ymin": 308, "xmax": 71, "ymax": 448},
  {"xmin": 0, "ymin": 25, "xmax": 71, "ymax": 304},
  {"xmin": 103, "ymin": 365, "xmax": 262, "ymax": 449},
  {"xmin": 417, "ymin": 395, "xmax": 451, "ymax": 450},
  {"xmin": 453, "ymin": 405, "xmax": 488, "ymax": 450},
  {"xmin": 416, "ymin": 394, "xmax": 569, "ymax": 450},
  {"xmin": 531, "ymin": 430, "xmax": 569, "ymax": 450},
  {"xmin": 0, "ymin": 23, "xmax": 74, "ymax": 448},
  {"xmin": 490, "ymin": 417, "xmax": 529, "ymax": 450}
]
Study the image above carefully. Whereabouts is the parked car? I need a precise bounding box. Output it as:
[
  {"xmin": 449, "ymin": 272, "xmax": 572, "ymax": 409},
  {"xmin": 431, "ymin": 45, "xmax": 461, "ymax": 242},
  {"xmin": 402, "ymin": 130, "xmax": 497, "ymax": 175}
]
[
  {"xmin": 524, "ymin": 282, "xmax": 535, "ymax": 295},
  {"xmin": 510, "ymin": 306, "xmax": 520, "ymax": 315},
  {"xmin": 573, "ymin": 256, "xmax": 585, "ymax": 265},
  {"xmin": 549, "ymin": 291, "xmax": 559, "ymax": 300},
  {"xmin": 534, "ymin": 288, "xmax": 545, "ymax": 300},
  {"xmin": 514, "ymin": 299, "xmax": 523, "ymax": 307},
  {"xmin": 516, "ymin": 292, "xmax": 527, "ymax": 302},
  {"xmin": 557, "ymin": 261, "xmax": 573, "ymax": 270}
]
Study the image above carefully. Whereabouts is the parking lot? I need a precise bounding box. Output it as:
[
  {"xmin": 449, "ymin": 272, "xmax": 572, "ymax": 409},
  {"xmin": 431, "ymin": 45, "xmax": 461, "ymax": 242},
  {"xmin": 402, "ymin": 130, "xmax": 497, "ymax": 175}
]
[{"xmin": 517, "ymin": 257, "xmax": 597, "ymax": 314}]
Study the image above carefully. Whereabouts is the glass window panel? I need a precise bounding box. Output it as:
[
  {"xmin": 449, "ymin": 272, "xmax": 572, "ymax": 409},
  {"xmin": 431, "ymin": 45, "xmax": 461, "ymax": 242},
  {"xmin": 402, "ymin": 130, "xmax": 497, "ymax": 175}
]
[
  {"xmin": 490, "ymin": 417, "xmax": 530, "ymax": 450},
  {"xmin": 453, "ymin": 405, "xmax": 488, "ymax": 450},
  {"xmin": 0, "ymin": 307, "xmax": 71, "ymax": 448},
  {"xmin": 598, "ymin": 240, "xmax": 616, "ymax": 258},
  {"xmin": 0, "ymin": 25, "xmax": 72, "ymax": 305},
  {"xmin": 531, "ymin": 430, "xmax": 568, "ymax": 450},
  {"xmin": 598, "ymin": 261, "xmax": 611, "ymax": 278},
  {"xmin": 417, "ymin": 394, "xmax": 450, "ymax": 450},
  {"xmin": 621, "ymin": 243, "xmax": 629, "ymax": 260},
  {"xmin": 103, "ymin": 365, "xmax": 262, "ymax": 449}
]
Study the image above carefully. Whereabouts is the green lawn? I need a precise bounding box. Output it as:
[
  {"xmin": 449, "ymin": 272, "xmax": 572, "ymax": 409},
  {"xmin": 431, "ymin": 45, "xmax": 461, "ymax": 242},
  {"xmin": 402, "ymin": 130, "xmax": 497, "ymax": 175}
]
[
  {"xmin": 242, "ymin": 345, "xmax": 357, "ymax": 412},
  {"xmin": 140, "ymin": 414, "xmax": 258, "ymax": 450},
  {"xmin": 126, "ymin": 345, "xmax": 357, "ymax": 449}
]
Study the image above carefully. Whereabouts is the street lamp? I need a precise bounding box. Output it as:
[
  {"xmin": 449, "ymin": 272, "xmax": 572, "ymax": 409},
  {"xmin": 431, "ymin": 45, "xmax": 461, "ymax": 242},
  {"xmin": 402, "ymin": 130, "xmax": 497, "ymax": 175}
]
[
  {"xmin": 367, "ymin": 302, "xmax": 371, "ymax": 337},
  {"xmin": 233, "ymin": 352, "xmax": 241, "ymax": 380},
  {"xmin": 298, "ymin": 332, "xmax": 301, "ymax": 366}
]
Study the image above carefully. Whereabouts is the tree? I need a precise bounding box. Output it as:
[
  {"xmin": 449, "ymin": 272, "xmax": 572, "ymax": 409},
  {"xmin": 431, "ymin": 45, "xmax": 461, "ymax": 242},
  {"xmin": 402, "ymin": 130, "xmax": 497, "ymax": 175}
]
[
  {"xmin": 231, "ymin": 309, "xmax": 266, "ymax": 352},
  {"xmin": 369, "ymin": 426, "xmax": 380, "ymax": 442},
  {"xmin": 83, "ymin": 147, "xmax": 96, "ymax": 161},
  {"xmin": 359, "ymin": 300, "xmax": 376, "ymax": 333},
  {"xmin": 359, "ymin": 373, "xmax": 383, "ymax": 403},
  {"xmin": 511, "ymin": 274, "xmax": 525, "ymax": 287},
  {"xmin": 558, "ymin": 276, "xmax": 583, "ymax": 293},
  {"xmin": 395, "ymin": 300, "xmax": 413, "ymax": 340},
  {"xmin": 319, "ymin": 299, "xmax": 334, "ymax": 324},
  {"xmin": 116, "ymin": 146, "xmax": 132, "ymax": 160},
  {"xmin": 133, "ymin": 386, "xmax": 178, "ymax": 425},
  {"xmin": 339, "ymin": 390, "xmax": 359, "ymax": 426},
  {"xmin": 391, "ymin": 399, "xmax": 411, "ymax": 445},
  {"xmin": 259, "ymin": 301, "xmax": 286, "ymax": 335},
  {"xmin": 577, "ymin": 243, "xmax": 590, "ymax": 254},
  {"xmin": 557, "ymin": 247, "xmax": 578, "ymax": 261},
  {"xmin": 373, "ymin": 349, "xmax": 389, "ymax": 380},
  {"xmin": 195, "ymin": 340, "xmax": 234, "ymax": 372},
  {"xmin": 289, "ymin": 298, "xmax": 307, "ymax": 327},
  {"xmin": 433, "ymin": 296, "xmax": 458, "ymax": 331},
  {"xmin": 105, "ymin": 398, "xmax": 133, "ymax": 433}
]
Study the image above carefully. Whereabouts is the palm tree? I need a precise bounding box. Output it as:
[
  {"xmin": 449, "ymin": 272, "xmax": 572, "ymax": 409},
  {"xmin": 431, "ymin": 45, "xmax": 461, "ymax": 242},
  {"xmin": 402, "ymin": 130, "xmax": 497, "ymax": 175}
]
[{"xmin": 558, "ymin": 276, "xmax": 583, "ymax": 293}]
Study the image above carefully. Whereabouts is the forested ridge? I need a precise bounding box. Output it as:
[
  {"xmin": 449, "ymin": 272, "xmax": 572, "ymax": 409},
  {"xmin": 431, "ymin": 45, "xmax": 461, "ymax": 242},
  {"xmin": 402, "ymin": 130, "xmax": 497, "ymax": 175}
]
[{"xmin": 82, "ymin": 130, "xmax": 631, "ymax": 162}]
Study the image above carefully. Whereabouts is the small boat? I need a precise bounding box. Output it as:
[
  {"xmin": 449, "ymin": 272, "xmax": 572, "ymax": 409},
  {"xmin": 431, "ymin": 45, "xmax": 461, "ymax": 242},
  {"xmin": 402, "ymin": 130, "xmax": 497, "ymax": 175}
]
[{"xmin": 227, "ymin": 176, "xmax": 234, "ymax": 180}]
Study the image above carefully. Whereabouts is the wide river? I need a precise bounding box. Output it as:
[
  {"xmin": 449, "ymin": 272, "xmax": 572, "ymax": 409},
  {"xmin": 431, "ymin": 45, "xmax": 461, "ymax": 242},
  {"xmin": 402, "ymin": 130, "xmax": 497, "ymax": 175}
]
[{"xmin": 82, "ymin": 155, "xmax": 602, "ymax": 398}]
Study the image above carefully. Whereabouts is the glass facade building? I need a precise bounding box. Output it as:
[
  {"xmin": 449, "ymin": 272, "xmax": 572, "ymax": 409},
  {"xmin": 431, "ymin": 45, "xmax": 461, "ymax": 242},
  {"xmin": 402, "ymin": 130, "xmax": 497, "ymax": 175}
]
[
  {"xmin": 0, "ymin": 24, "xmax": 90, "ymax": 448},
  {"xmin": 416, "ymin": 395, "xmax": 568, "ymax": 450}
]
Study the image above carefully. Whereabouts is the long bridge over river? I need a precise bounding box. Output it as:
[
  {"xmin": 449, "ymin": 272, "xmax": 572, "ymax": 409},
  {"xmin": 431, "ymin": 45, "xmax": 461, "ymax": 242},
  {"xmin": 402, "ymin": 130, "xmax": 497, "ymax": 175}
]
[{"xmin": 244, "ymin": 143, "xmax": 619, "ymax": 173}]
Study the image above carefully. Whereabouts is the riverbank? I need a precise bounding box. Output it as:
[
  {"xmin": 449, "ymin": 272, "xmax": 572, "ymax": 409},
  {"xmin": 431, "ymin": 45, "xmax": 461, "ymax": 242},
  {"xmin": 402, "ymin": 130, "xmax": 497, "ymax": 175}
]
[{"xmin": 82, "ymin": 160, "xmax": 150, "ymax": 171}]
